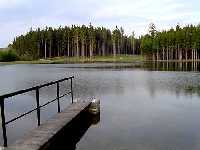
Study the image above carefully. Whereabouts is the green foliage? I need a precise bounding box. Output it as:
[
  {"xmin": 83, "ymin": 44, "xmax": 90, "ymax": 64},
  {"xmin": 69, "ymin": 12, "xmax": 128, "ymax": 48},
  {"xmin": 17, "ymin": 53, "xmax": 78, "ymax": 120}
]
[
  {"xmin": 141, "ymin": 23, "xmax": 200, "ymax": 58},
  {"xmin": 148, "ymin": 23, "xmax": 157, "ymax": 37},
  {"xmin": 0, "ymin": 49, "xmax": 19, "ymax": 62},
  {"xmin": 141, "ymin": 35, "xmax": 153, "ymax": 54},
  {"xmin": 11, "ymin": 24, "xmax": 139, "ymax": 60}
]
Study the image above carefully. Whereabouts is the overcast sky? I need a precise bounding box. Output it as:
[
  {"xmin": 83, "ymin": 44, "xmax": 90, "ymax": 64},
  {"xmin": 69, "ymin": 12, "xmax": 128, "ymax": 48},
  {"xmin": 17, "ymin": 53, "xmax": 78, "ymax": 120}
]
[{"xmin": 0, "ymin": 0, "xmax": 199, "ymax": 47}]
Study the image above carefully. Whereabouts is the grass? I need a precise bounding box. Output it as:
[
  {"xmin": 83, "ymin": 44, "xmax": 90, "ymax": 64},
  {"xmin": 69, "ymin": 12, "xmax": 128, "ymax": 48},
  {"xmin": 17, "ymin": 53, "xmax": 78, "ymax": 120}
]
[{"xmin": 0, "ymin": 55, "xmax": 144, "ymax": 64}]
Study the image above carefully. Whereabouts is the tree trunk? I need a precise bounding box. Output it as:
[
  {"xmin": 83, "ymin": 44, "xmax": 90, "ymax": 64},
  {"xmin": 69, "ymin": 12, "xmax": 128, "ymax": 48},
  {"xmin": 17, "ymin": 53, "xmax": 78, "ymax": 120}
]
[
  {"xmin": 162, "ymin": 47, "xmax": 165, "ymax": 60},
  {"xmin": 192, "ymin": 49, "xmax": 194, "ymax": 61},
  {"xmin": 179, "ymin": 49, "xmax": 182, "ymax": 61},
  {"xmin": 118, "ymin": 41, "xmax": 120, "ymax": 55},
  {"xmin": 167, "ymin": 47, "xmax": 169, "ymax": 61},
  {"xmin": 153, "ymin": 53, "xmax": 155, "ymax": 61},
  {"xmin": 102, "ymin": 42, "xmax": 106, "ymax": 56},
  {"xmin": 185, "ymin": 49, "xmax": 187, "ymax": 61},
  {"xmin": 89, "ymin": 40, "xmax": 93, "ymax": 58},
  {"xmin": 49, "ymin": 40, "xmax": 51, "ymax": 58},
  {"xmin": 113, "ymin": 42, "xmax": 116, "ymax": 57},
  {"xmin": 57, "ymin": 45, "xmax": 60, "ymax": 57},
  {"xmin": 156, "ymin": 48, "xmax": 159, "ymax": 61},
  {"xmin": 132, "ymin": 39, "xmax": 135, "ymax": 55},
  {"xmin": 81, "ymin": 39, "xmax": 85, "ymax": 57},
  {"xmin": 37, "ymin": 42, "xmax": 40, "ymax": 58},
  {"xmin": 44, "ymin": 40, "xmax": 47, "ymax": 59},
  {"xmin": 76, "ymin": 36, "xmax": 79, "ymax": 57},
  {"xmin": 196, "ymin": 49, "xmax": 197, "ymax": 61},
  {"xmin": 67, "ymin": 38, "xmax": 70, "ymax": 57}
]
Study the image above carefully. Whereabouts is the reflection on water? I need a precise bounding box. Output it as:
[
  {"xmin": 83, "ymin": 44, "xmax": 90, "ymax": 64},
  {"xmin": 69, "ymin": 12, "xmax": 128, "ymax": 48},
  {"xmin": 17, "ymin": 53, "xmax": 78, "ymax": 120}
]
[
  {"xmin": 54, "ymin": 61, "xmax": 200, "ymax": 72},
  {"xmin": 48, "ymin": 112, "xmax": 100, "ymax": 150},
  {"xmin": 142, "ymin": 61, "xmax": 200, "ymax": 72},
  {"xmin": 0, "ymin": 63, "xmax": 200, "ymax": 149}
]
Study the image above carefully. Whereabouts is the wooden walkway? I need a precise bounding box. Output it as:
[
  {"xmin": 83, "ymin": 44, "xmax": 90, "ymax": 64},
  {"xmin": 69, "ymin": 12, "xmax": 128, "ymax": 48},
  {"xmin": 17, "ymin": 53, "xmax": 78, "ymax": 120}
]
[{"xmin": 6, "ymin": 101, "xmax": 91, "ymax": 150}]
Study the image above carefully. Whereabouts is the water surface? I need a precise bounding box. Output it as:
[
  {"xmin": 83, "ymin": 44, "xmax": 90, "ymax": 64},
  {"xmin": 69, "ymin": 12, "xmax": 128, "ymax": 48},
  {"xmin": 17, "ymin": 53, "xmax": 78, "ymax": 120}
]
[{"xmin": 0, "ymin": 62, "xmax": 200, "ymax": 150}]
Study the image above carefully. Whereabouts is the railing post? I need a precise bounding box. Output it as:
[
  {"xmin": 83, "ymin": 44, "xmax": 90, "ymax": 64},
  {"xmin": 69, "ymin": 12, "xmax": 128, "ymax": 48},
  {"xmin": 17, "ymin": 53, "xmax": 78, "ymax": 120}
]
[
  {"xmin": 57, "ymin": 82, "xmax": 60, "ymax": 113},
  {"xmin": 70, "ymin": 77, "xmax": 74, "ymax": 103},
  {"xmin": 36, "ymin": 88, "xmax": 40, "ymax": 126},
  {"xmin": 0, "ymin": 99, "xmax": 8, "ymax": 147}
]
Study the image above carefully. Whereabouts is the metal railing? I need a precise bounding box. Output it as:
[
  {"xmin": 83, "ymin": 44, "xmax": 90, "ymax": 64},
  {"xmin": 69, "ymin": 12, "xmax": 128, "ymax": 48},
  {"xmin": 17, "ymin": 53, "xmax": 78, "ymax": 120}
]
[{"xmin": 0, "ymin": 76, "xmax": 74, "ymax": 147}]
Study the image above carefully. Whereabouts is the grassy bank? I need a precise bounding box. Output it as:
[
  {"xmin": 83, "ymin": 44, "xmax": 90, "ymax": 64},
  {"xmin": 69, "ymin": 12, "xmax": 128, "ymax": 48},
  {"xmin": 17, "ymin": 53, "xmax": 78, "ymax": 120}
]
[{"xmin": 0, "ymin": 55, "xmax": 144, "ymax": 64}]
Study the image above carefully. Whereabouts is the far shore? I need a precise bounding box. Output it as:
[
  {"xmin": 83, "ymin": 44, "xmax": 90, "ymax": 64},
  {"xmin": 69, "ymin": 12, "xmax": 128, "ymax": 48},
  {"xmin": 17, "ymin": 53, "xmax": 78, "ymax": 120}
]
[
  {"xmin": 1, "ymin": 55, "xmax": 200, "ymax": 65},
  {"xmin": 0, "ymin": 55, "xmax": 144, "ymax": 64}
]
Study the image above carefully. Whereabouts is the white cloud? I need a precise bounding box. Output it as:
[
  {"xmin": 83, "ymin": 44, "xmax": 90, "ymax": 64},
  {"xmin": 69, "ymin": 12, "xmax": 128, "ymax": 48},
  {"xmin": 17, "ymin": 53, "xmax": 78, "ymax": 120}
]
[
  {"xmin": 0, "ymin": 0, "xmax": 199, "ymax": 47},
  {"xmin": 92, "ymin": 0, "xmax": 200, "ymax": 35},
  {"xmin": 0, "ymin": 0, "xmax": 28, "ymax": 8}
]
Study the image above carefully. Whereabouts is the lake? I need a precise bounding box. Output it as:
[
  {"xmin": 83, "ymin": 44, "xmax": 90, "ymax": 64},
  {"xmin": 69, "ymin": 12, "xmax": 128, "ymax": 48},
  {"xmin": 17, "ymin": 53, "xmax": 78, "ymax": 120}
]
[{"xmin": 0, "ymin": 62, "xmax": 200, "ymax": 150}]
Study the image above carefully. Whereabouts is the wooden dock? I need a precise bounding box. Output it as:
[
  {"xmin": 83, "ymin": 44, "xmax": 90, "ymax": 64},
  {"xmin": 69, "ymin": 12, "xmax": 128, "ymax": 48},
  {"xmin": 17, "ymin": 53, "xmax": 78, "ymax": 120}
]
[{"xmin": 6, "ymin": 101, "xmax": 92, "ymax": 150}]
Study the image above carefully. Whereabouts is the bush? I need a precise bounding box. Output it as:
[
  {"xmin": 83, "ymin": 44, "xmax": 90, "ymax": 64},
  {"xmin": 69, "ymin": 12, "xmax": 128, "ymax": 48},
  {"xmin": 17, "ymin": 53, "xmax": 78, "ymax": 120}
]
[{"xmin": 0, "ymin": 49, "xmax": 19, "ymax": 62}]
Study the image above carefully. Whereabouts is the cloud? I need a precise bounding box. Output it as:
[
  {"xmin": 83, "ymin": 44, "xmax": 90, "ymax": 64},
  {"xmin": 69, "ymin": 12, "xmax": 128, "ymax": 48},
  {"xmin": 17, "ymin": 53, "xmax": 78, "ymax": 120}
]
[
  {"xmin": 0, "ymin": 0, "xmax": 199, "ymax": 47},
  {"xmin": 0, "ymin": 0, "xmax": 29, "ymax": 9}
]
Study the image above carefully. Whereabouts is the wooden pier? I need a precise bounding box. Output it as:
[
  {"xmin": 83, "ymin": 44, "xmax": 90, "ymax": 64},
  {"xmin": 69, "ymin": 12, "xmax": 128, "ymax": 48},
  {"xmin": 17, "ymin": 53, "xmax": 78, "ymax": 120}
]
[
  {"xmin": 0, "ymin": 76, "xmax": 100, "ymax": 149},
  {"xmin": 6, "ymin": 101, "xmax": 92, "ymax": 150}
]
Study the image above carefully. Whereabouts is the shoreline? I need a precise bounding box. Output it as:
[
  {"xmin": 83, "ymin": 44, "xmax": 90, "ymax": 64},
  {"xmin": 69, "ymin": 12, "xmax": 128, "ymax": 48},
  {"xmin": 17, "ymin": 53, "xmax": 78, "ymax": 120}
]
[
  {"xmin": 1, "ymin": 56, "xmax": 200, "ymax": 65},
  {"xmin": 0, "ymin": 55, "xmax": 144, "ymax": 65}
]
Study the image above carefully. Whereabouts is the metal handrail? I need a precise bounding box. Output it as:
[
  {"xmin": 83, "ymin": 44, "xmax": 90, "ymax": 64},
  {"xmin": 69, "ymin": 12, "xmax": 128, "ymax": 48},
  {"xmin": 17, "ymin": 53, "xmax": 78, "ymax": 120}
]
[
  {"xmin": 0, "ymin": 76, "xmax": 74, "ymax": 147},
  {"xmin": 0, "ymin": 76, "xmax": 73, "ymax": 99}
]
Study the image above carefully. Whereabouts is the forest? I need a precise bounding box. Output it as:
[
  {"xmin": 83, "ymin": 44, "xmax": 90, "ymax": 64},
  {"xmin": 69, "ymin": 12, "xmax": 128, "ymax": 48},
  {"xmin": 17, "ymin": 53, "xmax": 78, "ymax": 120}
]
[
  {"xmin": 11, "ymin": 24, "xmax": 139, "ymax": 60},
  {"xmin": 141, "ymin": 23, "xmax": 200, "ymax": 61},
  {"xmin": 10, "ymin": 23, "xmax": 200, "ymax": 61}
]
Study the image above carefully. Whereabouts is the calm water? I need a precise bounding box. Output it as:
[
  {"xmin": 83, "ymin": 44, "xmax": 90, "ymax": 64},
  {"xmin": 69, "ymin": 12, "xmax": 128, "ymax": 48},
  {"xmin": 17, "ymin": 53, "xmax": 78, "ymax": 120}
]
[{"xmin": 0, "ymin": 62, "xmax": 200, "ymax": 149}]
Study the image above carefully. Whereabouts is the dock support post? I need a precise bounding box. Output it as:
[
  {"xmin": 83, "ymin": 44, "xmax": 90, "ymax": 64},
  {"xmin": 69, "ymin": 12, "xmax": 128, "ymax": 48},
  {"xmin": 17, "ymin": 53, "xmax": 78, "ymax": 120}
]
[
  {"xmin": 57, "ymin": 82, "xmax": 61, "ymax": 113},
  {"xmin": 36, "ymin": 88, "xmax": 40, "ymax": 126},
  {"xmin": 0, "ymin": 99, "xmax": 8, "ymax": 147},
  {"xmin": 70, "ymin": 78, "xmax": 74, "ymax": 103}
]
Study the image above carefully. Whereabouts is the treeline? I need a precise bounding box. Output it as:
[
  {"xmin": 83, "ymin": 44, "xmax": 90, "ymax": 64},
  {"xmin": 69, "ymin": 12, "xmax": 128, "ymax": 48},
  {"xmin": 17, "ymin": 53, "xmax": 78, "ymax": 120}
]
[
  {"xmin": 141, "ymin": 23, "xmax": 200, "ymax": 61},
  {"xmin": 12, "ymin": 24, "xmax": 140, "ymax": 60}
]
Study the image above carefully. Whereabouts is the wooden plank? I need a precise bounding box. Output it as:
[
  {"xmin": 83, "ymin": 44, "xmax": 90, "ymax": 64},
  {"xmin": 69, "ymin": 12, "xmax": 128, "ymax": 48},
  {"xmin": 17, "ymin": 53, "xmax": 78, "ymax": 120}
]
[{"xmin": 6, "ymin": 101, "xmax": 91, "ymax": 150}]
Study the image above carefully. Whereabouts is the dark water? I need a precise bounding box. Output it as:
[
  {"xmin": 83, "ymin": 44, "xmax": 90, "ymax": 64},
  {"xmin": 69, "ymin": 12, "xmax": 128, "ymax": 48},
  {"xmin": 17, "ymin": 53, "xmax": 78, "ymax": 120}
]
[{"xmin": 0, "ymin": 62, "xmax": 200, "ymax": 149}]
